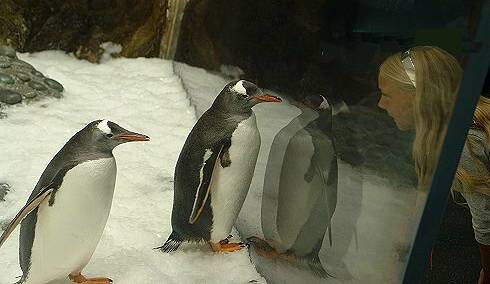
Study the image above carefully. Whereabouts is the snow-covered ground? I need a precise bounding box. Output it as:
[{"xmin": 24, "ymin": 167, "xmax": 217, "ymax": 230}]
[
  {"xmin": 0, "ymin": 51, "xmax": 265, "ymax": 284},
  {"xmin": 1, "ymin": 50, "xmax": 422, "ymax": 284}
]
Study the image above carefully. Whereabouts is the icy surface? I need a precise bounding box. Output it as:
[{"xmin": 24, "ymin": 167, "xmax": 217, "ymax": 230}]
[{"xmin": 0, "ymin": 52, "xmax": 265, "ymax": 284}]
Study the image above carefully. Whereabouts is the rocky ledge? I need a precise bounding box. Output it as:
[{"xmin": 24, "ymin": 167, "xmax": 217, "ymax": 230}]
[{"xmin": 0, "ymin": 45, "xmax": 64, "ymax": 117}]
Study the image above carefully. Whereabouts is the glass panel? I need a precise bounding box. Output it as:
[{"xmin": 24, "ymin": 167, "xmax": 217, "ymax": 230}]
[{"xmin": 171, "ymin": 0, "xmax": 487, "ymax": 283}]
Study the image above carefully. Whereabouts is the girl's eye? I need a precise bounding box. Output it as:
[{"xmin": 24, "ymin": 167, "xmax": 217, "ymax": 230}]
[{"xmin": 106, "ymin": 133, "xmax": 113, "ymax": 138}]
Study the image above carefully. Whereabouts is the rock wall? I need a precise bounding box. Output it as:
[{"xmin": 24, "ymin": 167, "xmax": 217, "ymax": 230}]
[{"xmin": 0, "ymin": 0, "xmax": 168, "ymax": 63}]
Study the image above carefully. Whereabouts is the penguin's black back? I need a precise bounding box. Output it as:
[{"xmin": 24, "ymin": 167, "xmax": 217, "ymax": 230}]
[
  {"xmin": 19, "ymin": 122, "xmax": 113, "ymax": 277},
  {"xmin": 171, "ymin": 109, "xmax": 249, "ymax": 242}
]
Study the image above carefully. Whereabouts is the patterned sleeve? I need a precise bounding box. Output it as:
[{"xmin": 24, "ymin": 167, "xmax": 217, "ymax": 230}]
[{"xmin": 455, "ymin": 130, "xmax": 490, "ymax": 245}]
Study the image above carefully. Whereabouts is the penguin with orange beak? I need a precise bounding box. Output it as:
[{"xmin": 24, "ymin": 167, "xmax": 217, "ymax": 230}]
[
  {"xmin": 158, "ymin": 80, "xmax": 281, "ymax": 253},
  {"xmin": 0, "ymin": 120, "xmax": 149, "ymax": 284}
]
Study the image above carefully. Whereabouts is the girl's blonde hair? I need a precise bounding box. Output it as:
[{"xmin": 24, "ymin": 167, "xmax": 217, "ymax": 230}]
[
  {"xmin": 379, "ymin": 46, "xmax": 463, "ymax": 190},
  {"xmin": 455, "ymin": 96, "xmax": 490, "ymax": 194}
]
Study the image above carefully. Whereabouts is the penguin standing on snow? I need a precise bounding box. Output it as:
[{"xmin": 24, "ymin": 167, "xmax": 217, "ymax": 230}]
[
  {"xmin": 158, "ymin": 80, "xmax": 281, "ymax": 253},
  {"xmin": 0, "ymin": 120, "xmax": 149, "ymax": 284}
]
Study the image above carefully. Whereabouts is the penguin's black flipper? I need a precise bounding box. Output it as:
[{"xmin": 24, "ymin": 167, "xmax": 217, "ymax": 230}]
[
  {"xmin": 0, "ymin": 185, "xmax": 54, "ymax": 248},
  {"xmin": 188, "ymin": 144, "xmax": 225, "ymax": 224},
  {"xmin": 2, "ymin": 165, "xmax": 72, "ymax": 249},
  {"xmin": 218, "ymin": 138, "xmax": 232, "ymax": 168}
]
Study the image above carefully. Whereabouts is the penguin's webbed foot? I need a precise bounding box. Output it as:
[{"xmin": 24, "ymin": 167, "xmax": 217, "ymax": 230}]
[
  {"xmin": 210, "ymin": 241, "xmax": 245, "ymax": 252},
  {"xmin": 69, "ymin": 273, "xmax": 113, "ymax": 284},
  {"xmin": 246, "ymin": 236, "xmax": 295, "ymax": 262}
]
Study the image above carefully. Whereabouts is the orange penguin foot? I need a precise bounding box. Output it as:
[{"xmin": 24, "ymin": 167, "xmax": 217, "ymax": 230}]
[
  {"xmin": 246, "ymin": 236, "xmax": 295, "ymax": 262},
  {"xmin": 210, "ymin": 240, "xmax": 245, "ymax": 252},
  {"xmin": 69, "ymin": 273, "xmax": 113, "ymax": 284}
]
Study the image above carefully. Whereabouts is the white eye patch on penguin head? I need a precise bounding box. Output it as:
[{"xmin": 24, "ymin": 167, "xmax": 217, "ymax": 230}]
[
  {"xmin": 230, "ymin": 80, "xmax": 281, "ymax": 104},
  {"xmin": 318, "ymin": 95, "xmax": 330, "ymax": 110},
  {"xmin": 303, "ymin": 94, "xmax": 329, "ymax": 110},
  {"xmin": 213, "ymin": 80, "xmax": 281, "ymax": 114},
  {"xmin": 229, "ymin": 80, "xmax": 259, "ymax": 103},
  {"xmin": 231, "ymin": 80, "xmax": 248, "ymax": 97},
  {"xmin": 97, "ymin": 119, "xmax": 113, "ymax": 138},
  {"xmin": 91, "ymin": 119, "xmax": 149, "ymax": 150},
  {"xmin": 303, "ymin": 94, "xmax": 330, "ymax": 111}
]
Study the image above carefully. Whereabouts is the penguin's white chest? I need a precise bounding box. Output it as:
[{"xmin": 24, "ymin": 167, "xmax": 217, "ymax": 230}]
[
  {"xmin": 26, "ymin": 157, "xmax": 117, "ymax": 284},
  {"xmin": 210, "ymin": 114, "xmax": 260, "ymax": 242}
]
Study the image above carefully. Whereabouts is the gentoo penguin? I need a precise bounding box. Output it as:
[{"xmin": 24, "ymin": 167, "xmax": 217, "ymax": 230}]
[
  {"xmin": 157, "ymin": 80, "xmax": 281, "ymax": 253},
  {"xmin": 0, "ymin": 120, "xmax": 149, "ymax": 284},
  {"xmin": 254, "ymin": 94, "xmax": 337, "ymax": 278}
]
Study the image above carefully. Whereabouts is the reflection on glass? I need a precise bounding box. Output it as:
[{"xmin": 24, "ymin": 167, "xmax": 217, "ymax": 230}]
[
  {"xmin": 247, "ymin": 80, "xmax": 422, "ymax": 282},
  {"xmin": 378, "ymin": 46, "xmax": 463, "ymax": 190},
  {"xmin": 251, "ymin": 95, "xmax": 340, "ymax": 281}
]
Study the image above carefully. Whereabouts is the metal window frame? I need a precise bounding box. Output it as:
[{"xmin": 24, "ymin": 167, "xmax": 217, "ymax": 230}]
[{"xmin": 403, "ymin": 3, "xmax": 490, "ymax": 283}]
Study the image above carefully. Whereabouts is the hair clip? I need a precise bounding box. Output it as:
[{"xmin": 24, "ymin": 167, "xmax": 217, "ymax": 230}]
[{"xmin": 401, "ymin": 49, "xmax": 416, "ymax": 87}]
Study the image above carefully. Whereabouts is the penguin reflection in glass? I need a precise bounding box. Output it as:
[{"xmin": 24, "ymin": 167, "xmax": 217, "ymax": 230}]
[
  {"xmin": 251, "ymin": 94, "xmax": 337, "ymax": 277},
  {"xmin": 0, "ymin": 120, "xmax": 149, "ymax": 284},
  {"xmin": 158, "ymin": 80, "xmax": 281, "ymax": 253}
]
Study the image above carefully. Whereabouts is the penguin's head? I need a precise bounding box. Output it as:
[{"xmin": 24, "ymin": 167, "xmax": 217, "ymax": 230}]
[
  {"xmin": 213, "ymin": 80, "xmax": 282, "ymax": 114},
  {"xmin": 82, "ymin": 120, "xmax": 150, "ymax": 152},
  {"xmin": 303, "ymin": 95, "xmax": 330, "ymax": 111}
]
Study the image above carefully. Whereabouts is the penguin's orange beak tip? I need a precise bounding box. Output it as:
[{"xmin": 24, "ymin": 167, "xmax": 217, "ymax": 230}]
[
  {"xmin": 255, "ymin": 94, "xmax": 282, "ymax": 103},
  {"xmin": 113, "ymin": 133, "xmax": 150, "ymax": 142}
]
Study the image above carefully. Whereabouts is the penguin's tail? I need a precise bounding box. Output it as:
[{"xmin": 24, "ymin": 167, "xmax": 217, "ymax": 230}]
[
  {"xmin": 305, "ymin": 253, "xmax": 333, "ymax": 279},
  {"xmin": 14, "ymin": 275, "xmax": 24, "ymax": 284},
  {"xmin": 155, "ymin": 231, "xmax": 183, "ymax": 253}
]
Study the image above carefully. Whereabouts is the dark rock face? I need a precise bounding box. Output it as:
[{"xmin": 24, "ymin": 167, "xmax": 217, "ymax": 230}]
[
  {"xmin": 175, "ymin": 0, "xmax": 481, "ymax": 104},
  {"xmin": 0, "ymin": 0, "xmax": 168, "ymax": 63},
  {"xmin": 0, "ymin": 0, "xmax": 28, "ymax": 49},
  {"xmin": 175, "ymin": 0, "xmax": 394, "ymax": 104},
  {"xmin": 26, "ymin": 2, "xmax": 91, "ymax": 52}
]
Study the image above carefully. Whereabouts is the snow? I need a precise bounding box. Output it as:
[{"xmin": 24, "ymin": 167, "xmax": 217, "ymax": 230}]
[{"xmin": 0, "ymin": 52, "xmax": 265, "ymax": 284}]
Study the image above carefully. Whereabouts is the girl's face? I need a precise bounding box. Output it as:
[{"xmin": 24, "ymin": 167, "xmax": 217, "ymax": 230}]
[{"xmin": 378, "ymin": 75, "xmax": 415, "ymax": 131}]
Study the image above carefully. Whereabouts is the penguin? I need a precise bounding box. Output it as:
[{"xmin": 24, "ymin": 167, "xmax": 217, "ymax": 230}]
[
  {"xmin": 157, "ymin": 80, "xmax": 281, "ymax": 253},
  {"xmin": 254, "ymin": 94, "xmax": 338, "ymax": 278},
  {"xmin": 0, "ymin": 120, "xmax": 149, "ymax": 284}
]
